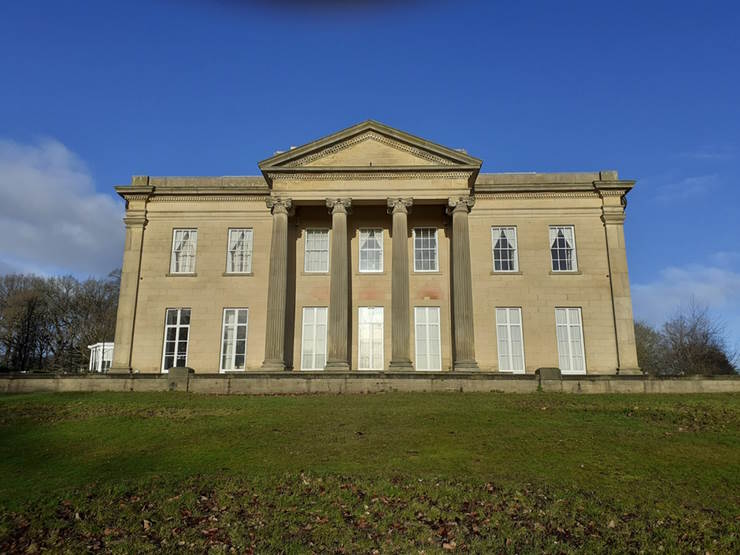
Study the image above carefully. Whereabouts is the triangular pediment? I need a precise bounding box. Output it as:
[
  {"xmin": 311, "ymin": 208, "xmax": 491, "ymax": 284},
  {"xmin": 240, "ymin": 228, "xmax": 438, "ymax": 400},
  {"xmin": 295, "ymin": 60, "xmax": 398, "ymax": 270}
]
[{"xmin": 259, "ymin": 120, "xmax": 482, "ymax": 175}]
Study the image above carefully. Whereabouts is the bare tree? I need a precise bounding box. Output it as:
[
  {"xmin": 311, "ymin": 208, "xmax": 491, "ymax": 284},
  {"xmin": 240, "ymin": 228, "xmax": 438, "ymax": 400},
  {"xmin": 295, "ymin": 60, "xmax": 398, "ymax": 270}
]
[
  {"xmin": 0, "ymin": 271, "xmax": 119, "ymax": 373},
  {"xmin": 661, "ymin": 300, "xmax": 737, "ymax": 376},
  {"xmin": 634, "ymin": 320, "xmax": 667, "ymax": 375}
]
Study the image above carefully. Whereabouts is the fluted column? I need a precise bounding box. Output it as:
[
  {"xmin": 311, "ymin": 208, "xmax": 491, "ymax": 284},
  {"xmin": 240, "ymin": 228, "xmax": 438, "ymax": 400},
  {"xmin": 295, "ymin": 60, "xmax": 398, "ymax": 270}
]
[
  {"xmin": 387, "ymin": 197, "xmax": 413, "ymax": 370},
  {"xmin": 447, "ymin": 196, "xmax": 479, "ymax": 370},
  {"xmin": 262, "ymin": 197, "xmax": 293, "ymax": 371},
  {"xmin": 325, "ymin": 198, "xmax": 352, "ymax": 371}
]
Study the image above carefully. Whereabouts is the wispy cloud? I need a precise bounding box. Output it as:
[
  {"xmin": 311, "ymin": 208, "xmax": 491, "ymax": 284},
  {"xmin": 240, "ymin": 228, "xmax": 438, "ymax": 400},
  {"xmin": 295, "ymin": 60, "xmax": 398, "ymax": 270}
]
[
  {"xmin": 653, "ymin": 173, "xmax": 720, "ymax": 202},
  {"xmin": 0, "ymin": 138, "xmax": 124, "ymax": 276},
  {"xmin": 679, "ymin": 147, "xmax": 736, "ymax": 161}
]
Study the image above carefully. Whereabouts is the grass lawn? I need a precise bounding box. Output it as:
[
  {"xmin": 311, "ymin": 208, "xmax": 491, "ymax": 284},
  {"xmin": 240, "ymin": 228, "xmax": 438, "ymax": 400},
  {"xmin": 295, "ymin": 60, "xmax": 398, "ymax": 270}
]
[{"xmin": 0, "ymin": 392, "xmax": 738, "ymax": 553}]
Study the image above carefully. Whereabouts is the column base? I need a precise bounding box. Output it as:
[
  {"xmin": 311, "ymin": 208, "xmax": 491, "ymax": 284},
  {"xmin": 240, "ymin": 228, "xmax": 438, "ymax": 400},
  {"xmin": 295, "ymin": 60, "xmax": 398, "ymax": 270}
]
[
  {"xmin": 453, "ymin": 360, "xmax": 480, "ymax": 371},
  {"xmin": 388, "ymin": 359, "xmax": 414, "ymax": 371},
  {"xmin": 261, "ymin": 360, "xmax": 286, "ymax": 372},
  {"xmin": 324, "ymin": 360, "xmax": 350, "ymax": 372}
]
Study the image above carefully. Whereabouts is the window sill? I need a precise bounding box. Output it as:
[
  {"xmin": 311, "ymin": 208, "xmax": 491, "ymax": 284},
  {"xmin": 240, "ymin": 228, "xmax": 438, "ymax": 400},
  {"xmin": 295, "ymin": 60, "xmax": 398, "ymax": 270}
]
[
  {"xmin": 166, "ymin": 272, "xmax": 197, "ymax": 277},
  {"xmin": 549, "ymin": 270, "xmax": 582, "ymax": 275},
  {"xmin": 301, "ymin": 271, "xmax": 329, "ymax": 277},
  {"xmin": 490, "ymin": 271, "xmax": 523, "ymax": 275},
  {"xmin": 223, "ymin": 272, "xmax": 253, "ymax": 277},
  {"xmin": 355, "ymin": 271, "xmax": 387, "ymax": 276},
  {"xmin": 413, "ymin": 271, "xmax": 443, "ymax": 275}
]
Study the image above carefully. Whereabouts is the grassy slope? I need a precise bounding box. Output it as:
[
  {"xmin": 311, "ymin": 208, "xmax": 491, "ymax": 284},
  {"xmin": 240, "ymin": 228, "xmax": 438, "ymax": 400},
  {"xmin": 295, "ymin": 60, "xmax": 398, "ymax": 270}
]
[{"xmin": 0, "ymin": 392, "xmax": 738, "ymax": 553}]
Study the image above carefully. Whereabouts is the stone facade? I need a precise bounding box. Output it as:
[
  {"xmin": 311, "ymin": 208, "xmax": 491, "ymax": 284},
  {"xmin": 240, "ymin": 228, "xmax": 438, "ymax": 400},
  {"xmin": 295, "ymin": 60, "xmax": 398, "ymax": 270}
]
[{"xmin": 111, "ymin": 121, "xmax": 639, "ymax": 375}]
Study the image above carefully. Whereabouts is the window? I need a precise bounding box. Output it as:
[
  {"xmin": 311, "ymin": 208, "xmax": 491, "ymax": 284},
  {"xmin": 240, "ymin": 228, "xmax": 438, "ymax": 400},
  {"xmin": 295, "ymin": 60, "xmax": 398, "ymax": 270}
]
[
  {"xmin": 162, "ymin": 308, "xmax": 191, "ymax": 371},
  {"xmin": 304, "ymin": 229, "xmax": 330, "ymax": 273},
  {"xmin": 359, "ymin": 229, "xmax": 383, "ymax": 273},
  {"xmin": 170, "ymin": 229, "xmax": 198, "ymax": 274},
  {"xmin": 220, "ymin": 308, "xmax": 248, "ymax": 372},
  {"xmin": 555, "ymin": 308, "xmax": 586, "ymax": 374},
  {"xmin": 414, "ymin": 307, "xmax": 441, "ymax": 370},
  {"xmin": 358, "ymin": 307, "xmax": 384, "ymax": 370},
  {"xmin": 226, "ymin": 229, "xmax": 253, "ymax": 273},
  {"xmin": 413, "ymin": 228, "xmax": 439, "ymax": 272},
  {"xmin": 301, "ymin": 307, "xmax": 328, "ymax": 370},
  {"xmin": 492, "ymin": 227, "xmax": 518, "ymax": 272},
  {"xmin": 549, "ymin": 226, "xmax": 577, "ymax": 272},
  {"xmin": 496, "ymin": 308, "xmax": 525, "ymax": 373}
]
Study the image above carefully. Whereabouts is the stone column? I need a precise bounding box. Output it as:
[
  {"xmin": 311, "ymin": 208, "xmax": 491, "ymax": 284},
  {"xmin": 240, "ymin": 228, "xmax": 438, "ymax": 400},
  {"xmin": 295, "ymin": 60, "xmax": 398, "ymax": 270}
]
[
  {"xmin": 110, "ymin": 211, "xmax": 147, "ymax": 373},
  {"xmin": 261, "ymin": 197, "xmax": 293, "ymax": 371},
  {"xmin": 387, "ymin": 198, "xmax": 413, "ymax": 370},
  {"xmin": 447, "ymin": 196, "xmax": 479, "ymax": 371},
  {"xmin": 601, "ymin": 197, "xmax": 641, "ymax": 374},
  {"xmin": 325, "ymin": 198, "xmax": 352, "ymax": 371}
]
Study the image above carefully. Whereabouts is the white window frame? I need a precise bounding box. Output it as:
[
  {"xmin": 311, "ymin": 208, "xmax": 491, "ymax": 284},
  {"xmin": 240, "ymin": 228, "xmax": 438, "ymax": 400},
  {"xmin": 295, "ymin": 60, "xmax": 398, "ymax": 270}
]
[
  {"xmin": 414, "ymin": 306, "xmax": 442, "ymax": 371},
  {"xmin": 161, "ymin": 308, "xmax": 191, "ymax": 372},
  {"xmin": 304, "ymin": 229, "xmax": 330, "ymax": 273},
  {"xmin": 226, "ymin": 228, "xmax": 253, "ymax": 274},
  {"xmin": 555, "ymin": 307, "xmax": 587, "ymax": 374},
  {"xmin": 170, "ymin": 229, "xmax": 198, "ymax": 274},
  {"xmin": 301, "ymin": 307, "xmax": 328, "ymax": 370},
  {"xmin": 358, "ymin": 307, "xmax": 384, "ymax": 370},
  {"xmin": 219, "ymin": 308, "xmax": 249, "ymax": 372},
  {"xmin": 549, "ymin": 225, "xmax": 578, "ymax": 272},
  {"xmin": 358, "ymin": 229, "xmax": 384, "ymax": 273},
  {"xmin": 491, "ymin": 226, "xmax": 519, "ymax": 272},
  {"xmin": 495, "ymin": 307, "xmax": 525, "ymax": 373},
  {"xmin": 413, "ymin": 228, "xmax": 439, "ymax": 272}
]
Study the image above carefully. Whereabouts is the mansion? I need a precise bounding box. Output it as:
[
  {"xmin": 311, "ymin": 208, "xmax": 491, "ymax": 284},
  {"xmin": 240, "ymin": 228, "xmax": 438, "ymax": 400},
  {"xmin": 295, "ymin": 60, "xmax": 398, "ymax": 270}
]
[{"xmin": 111, "ymin": 121, "xmax": 640, "ymax": 375}]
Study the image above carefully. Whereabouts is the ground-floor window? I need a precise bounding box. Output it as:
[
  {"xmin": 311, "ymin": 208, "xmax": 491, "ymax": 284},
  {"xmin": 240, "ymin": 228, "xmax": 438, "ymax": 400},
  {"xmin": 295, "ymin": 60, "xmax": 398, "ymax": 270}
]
[
  {"xmin": 358, "ymin": 306, "xmax": 384, "ymax": 370},
  {"xmin": 496, "ymin": 307, "xmax": 525, "ymax": 373},
  {"xmin": 555, "ymin": 307, "xmax": 586, "ymax": 374},
  {"xmin": 301, "ymin": 307, "xmax": 328, "ymax": 370},
  {"xmin": 220, "ymin": 308, "xmax": 248, "ymax": 372},
  {"xmin": 414, "ymin": 306, "xmax": 441, "ymax": 371},
  {"xmin": 162, "ymin": 308, "xmax": 191, "ymax": 372}
]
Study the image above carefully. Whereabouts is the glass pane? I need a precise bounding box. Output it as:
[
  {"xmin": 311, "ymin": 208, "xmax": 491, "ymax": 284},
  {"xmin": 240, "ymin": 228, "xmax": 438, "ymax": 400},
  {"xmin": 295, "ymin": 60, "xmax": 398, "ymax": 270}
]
[
  {"xmin": 166, "ymin": 309, "xmax": 178, "ymax": 325},
  {"xmin": 180, "ymin": 310, "xmax": 191, "ymax": 325}
]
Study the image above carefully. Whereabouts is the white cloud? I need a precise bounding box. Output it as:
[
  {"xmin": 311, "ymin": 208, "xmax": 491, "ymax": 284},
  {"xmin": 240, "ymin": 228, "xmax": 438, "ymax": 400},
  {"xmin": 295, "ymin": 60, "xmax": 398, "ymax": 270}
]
[
  {"xmin": 0, "ymin": 138, "xmax": 124, "ymax": 276},
  {"xmin": 632, "ymin": 264, "xmax": 740, "ymax": 343},
  {"xmin": 679, "ymin": 147, "xmax": 736, "ymax": 161}
]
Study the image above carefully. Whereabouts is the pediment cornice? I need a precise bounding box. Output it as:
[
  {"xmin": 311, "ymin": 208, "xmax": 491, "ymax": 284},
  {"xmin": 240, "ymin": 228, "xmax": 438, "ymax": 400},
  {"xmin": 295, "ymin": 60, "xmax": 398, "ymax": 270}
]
[{"xmin": 259, "ymin": 120, "xmax": 482, "ymax": 187}]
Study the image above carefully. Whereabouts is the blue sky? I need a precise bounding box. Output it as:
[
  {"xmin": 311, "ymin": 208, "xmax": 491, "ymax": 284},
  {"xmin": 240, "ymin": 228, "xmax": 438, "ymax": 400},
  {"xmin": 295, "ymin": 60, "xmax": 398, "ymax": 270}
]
[{"xmin": 0, "ymin": 0, "xmax": 738, "ymax": 345}]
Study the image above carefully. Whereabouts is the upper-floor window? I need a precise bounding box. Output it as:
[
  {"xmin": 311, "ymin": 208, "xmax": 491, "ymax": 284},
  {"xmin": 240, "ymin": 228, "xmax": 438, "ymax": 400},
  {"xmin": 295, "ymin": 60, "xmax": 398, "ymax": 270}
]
[
  {"xmin": 359, "ymin": 229, "xmax": 383, "ymax": 273},
  {"xmin": 226, "ymin": 228, "xmax": 253, "ymax": 273},
  {"xmin": 549, "ymin": 225, "xmax": 577, "ymax": 272},
  {"xmin": 492, "ymin": 226, "xmax": 518, "ymax": 272},
  {"xmin": 170, "ymin": 229, "xmax": 197, "ymax": 274},
  {"xmin": 413, "ymin": 228, "xmax": 438, "ymax": 272},
  {"xmin": 304, "ymin": 229, "xmax": 330, "ymax": 273}
]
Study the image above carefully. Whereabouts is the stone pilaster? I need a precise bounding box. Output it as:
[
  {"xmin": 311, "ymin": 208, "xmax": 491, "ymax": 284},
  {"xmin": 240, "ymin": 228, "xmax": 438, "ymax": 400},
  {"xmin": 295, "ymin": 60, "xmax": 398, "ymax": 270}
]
[
  {"xmin": 110, "ymin": 179, "xmax": 150, "ymax": 373},
  {"xmin": 387, "ymin": 197, "xmax": 414, "ymax": 370},
  {"xmin": 261, "ymin": 197, "xmax": 293, "ymax": 371},
  {"xmin": 599, "ymin": 186, "xmax": 641, "ymax": 374},
  {"xmin": 447, "ymin": 196, "xmax": 479, "ymax": 371},
  {"xmin": 325, "ymin": 198, "xmax": 352, "ymax": 371}
]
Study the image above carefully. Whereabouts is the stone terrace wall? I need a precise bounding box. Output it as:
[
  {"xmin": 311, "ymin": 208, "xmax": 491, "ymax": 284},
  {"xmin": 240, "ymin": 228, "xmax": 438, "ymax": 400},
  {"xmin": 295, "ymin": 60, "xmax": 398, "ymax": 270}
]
[{"xmin": 0, "ymin": 371, "xmax": 738, "ymax": 395}]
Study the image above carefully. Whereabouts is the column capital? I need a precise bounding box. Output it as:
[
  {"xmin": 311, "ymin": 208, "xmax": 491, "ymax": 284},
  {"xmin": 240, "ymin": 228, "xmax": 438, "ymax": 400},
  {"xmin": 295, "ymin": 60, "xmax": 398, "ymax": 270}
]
[
  {"xmin": 266, "ymin": 197, "xmax": 294, "ymax": 215},
  {"xmin": 446, "ymin": 195, "xmax": 475, "ymax": 215},
  {"xmin": 123, "ymin": 213, "xmax": 147, "ymax": 228},
  {"xmin": 601, "ymin": 206, "xmax": 626, "ymax": 225},
  {"xmin": 326, "ymin": 197, "xmax": 352, "ymax": 215},
  {"xmin": 387, "ymin": 197, "xmax": 413, "ymax": 215}
]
